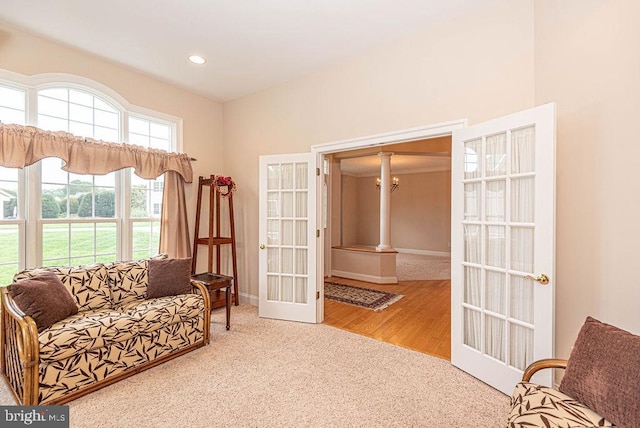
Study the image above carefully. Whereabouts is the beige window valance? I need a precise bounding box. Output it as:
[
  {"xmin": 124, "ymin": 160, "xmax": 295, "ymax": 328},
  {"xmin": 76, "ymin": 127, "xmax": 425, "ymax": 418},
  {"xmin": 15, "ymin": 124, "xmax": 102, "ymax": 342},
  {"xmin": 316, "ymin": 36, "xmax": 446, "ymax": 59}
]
[{"xmin": 0, "ymin": 124, "xmax": 193, "ymax": 183}]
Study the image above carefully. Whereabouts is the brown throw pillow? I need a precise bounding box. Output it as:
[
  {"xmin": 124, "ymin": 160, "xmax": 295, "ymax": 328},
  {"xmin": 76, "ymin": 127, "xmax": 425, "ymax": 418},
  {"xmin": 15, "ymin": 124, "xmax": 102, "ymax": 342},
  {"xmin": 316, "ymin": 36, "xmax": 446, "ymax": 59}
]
[
  {"xmin": 559, "ymin": 316, "xmax": 640, "ymax": 428},
  {"xmin": 147, "ymin": 257, "xmax": 192, "ymax": 299},
  {"xmin": 9, "ymin": 272, "xmax": 78, "ymax": 333}
]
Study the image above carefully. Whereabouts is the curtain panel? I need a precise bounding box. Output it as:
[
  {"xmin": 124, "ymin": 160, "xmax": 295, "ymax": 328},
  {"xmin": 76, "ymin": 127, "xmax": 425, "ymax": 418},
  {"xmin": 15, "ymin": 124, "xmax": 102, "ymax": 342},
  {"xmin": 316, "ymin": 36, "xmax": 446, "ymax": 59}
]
[{"xmin": 0, "ymin": 123, "xmax": 193, "ymax": 259}]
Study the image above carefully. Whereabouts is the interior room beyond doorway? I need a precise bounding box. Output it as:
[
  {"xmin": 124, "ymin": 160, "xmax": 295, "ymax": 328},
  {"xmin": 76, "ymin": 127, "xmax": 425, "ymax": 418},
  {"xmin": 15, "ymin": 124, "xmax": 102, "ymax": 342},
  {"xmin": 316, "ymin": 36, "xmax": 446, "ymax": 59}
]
[{"xmin": 322, "ymin": 135, "xmax": 452, "ymax": 359}]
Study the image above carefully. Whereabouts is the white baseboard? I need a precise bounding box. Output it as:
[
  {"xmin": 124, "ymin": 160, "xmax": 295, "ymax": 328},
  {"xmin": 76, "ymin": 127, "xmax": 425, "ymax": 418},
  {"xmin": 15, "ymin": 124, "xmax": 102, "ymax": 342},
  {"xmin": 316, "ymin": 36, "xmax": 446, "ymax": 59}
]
[
  {"xmin": 395, "ymin": 248, "xmax": 451, "ymax": 257},
  {"xmin": 238, "ymin": 292, "xmax": 258, "ymax": 306},
  {"xmin": 331, "ymin": 270, "xmax": 397, "ymax": 284}
]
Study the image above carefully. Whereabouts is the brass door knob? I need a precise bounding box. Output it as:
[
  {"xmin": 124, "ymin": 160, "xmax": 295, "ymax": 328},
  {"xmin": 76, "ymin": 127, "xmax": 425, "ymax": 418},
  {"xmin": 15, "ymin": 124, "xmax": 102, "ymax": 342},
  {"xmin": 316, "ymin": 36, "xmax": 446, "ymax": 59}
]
[
  {"xmin": 524, "ymin": 273, "xmax": 549, "ymax": 285},
  {"xmin": 259, "ymin": 243, "xmax": 266, "ymax": 250}
]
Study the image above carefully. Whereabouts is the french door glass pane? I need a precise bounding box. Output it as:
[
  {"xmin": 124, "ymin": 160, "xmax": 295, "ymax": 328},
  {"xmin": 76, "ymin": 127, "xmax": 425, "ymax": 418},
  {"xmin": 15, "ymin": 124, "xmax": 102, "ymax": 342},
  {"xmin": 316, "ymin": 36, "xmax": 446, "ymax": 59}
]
[
  {"xmin": 511, "ymin": 227, "xmax": 534, "ymax": 272},
  {"xmin": 511, "ymin": 178, "xmax": 534, "ymax": 223},
  {"xmin": 485, "ymin": 315, "xmax": 505, "ymax": 362},
  {"xmin": 486, "ymin": 180, "xmax": 505, "ymax": 222},
  {"xmin": 464, "ymin": 139, "xmax": 482, "ymax": 179},
  {"xmin": 267, "ymin": 248, "xmax": 279, "ymax": 273},
  {"xmin": 510, "ymin": 324, "xmax": 533, "ymax": 371},
  {"xmin": 267, "ymin": 275, "xmax": 279, "ymax": 301},
  {"xmin": 281, "ymin": 248, "xmax": 293, "ymax": 274},
  {"xmin": 281, "ymin": 164, "xmax": 294, "ymax": 189},
  {"xmin": 511, "ymin": 126, "xmax": 535, "ymax": 174},
  {"xmin": 267, "ymin": 165, "xmax": 280, "ymax": 190},
  {"xmin": 267, "ymin": 192, "xmax": 279, "ymax": 217},
  {"xmin": 281, "ymin": 276, "xmax": 293, "ymax": 302},
  {"xmin": 295, "ymin": 249, "xmax": 308, "ymax": 275},
  {"xmin": 295, "ymin": 192, "xmax": 307, "ymax": 217},
  {"xmin": 295, "ymin": 163, "xmax": 308, "ymax": 189},
  {"xmin": 485, "ymin": 133, "xmax": 506, "ymax": 176},
  {"xmin": 510, "ymin": 275, "xmax": 534, "ymax": 324},
  {"xmin": 486, "ymin": 226, "xmax": 505, "ymax": 268},
  {"xmin": 281, "ymin": 192, "xmax": 293, "ymax": 217},
  {"xmin": 267, "ymin": 220, "xmax": 280, "ymax": 245},
  {"xmin": 295, "ymin": 277, "xmax": 307, "ymax": 304},
  {"xmin": 464, "ymin": 225, "xmax": 481, "ymax": 264},
  {"xmin": 281, "ymin": 220, "xmax": 293, "ymax": 246},
  {"xmin": 464, "ymin": 266, "xmax": 481, "ymax": 307},
  {"xmin": 464, "ymin": 308, "xmax": 481, "ymax": 351},
  {"xmin": 295, "ymin": 220, "xmax": 307, "ymax": 246},
  {"xmin": 464, "ymin": 183, "xmax": 481, "ymax": 221},
  {"xmin": 485, "ymin": 271, "xmax": 506, "ymax": 315}
]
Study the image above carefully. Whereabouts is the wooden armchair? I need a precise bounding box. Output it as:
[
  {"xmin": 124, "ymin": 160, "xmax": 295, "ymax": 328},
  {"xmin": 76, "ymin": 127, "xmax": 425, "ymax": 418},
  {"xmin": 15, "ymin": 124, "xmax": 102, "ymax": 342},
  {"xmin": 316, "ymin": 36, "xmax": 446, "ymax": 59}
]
[{"xmin": 508, "ymin": 317, "xmax": 640, "ymax": 428}]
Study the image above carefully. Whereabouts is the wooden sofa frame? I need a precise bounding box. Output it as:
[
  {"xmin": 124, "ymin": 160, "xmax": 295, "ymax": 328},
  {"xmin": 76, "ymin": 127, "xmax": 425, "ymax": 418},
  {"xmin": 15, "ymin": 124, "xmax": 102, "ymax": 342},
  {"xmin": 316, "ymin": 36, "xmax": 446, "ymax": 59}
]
[{"xmin": 0, "ymin": 281, "xmax": 211, "ymax": 405}]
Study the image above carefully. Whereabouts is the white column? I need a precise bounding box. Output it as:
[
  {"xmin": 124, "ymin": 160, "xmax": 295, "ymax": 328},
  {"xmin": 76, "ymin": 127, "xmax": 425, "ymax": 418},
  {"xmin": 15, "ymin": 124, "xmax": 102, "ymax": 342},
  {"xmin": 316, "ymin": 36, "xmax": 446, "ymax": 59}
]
[{"xmin": 377, "ymin": 152, "xmax": 393, "ymax": 251}]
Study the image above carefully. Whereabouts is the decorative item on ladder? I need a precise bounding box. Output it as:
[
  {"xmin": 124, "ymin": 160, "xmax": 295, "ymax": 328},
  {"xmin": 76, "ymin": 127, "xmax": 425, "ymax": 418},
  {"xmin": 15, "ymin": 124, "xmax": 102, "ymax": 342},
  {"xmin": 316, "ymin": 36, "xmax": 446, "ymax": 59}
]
[{"xmin": 191, "ymin": 175, "xmax": 239, "ymax": 309}]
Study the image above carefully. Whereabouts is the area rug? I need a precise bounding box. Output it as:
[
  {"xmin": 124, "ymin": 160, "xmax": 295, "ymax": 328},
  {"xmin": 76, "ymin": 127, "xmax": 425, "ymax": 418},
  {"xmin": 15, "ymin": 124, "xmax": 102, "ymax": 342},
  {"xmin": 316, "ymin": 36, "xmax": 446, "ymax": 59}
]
[{"xmin": 324, "ymin": 281, "xmax": 403, "ymax": 311}]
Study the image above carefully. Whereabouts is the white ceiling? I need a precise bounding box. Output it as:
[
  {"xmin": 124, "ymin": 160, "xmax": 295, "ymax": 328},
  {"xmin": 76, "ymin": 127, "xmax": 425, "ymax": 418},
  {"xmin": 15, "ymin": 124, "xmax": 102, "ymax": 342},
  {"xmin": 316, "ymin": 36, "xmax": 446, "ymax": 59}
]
[{"xmin": 0, "ymin": 0, "xmax": 483, "ymax": 102}]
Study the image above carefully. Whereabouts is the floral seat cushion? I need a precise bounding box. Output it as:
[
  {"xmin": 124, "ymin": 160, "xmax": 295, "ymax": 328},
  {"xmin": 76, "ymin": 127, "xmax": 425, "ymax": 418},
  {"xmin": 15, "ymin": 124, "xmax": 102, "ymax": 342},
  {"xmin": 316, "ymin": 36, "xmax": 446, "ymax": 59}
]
[
  {"xmin": 508, "ymin": 382, "xmax": 614, "ymax": 428},
  {"xmin": 38, "ymin": 309, "xmax": 137, "ymax": 362},
  {"xmin": 115, "ymin": 293, "xmax": 203, "ymax": 333},
  {"xmin": 14, "ymin": 264, "xmax": 110, "ymax": 312}
]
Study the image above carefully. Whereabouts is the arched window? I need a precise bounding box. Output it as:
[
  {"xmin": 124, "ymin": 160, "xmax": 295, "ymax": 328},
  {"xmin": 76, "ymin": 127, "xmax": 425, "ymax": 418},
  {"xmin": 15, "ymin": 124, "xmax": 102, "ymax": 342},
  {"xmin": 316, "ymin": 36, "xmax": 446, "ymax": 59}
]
[{"xmin": 0, "ymin": 72, "xmax": 181, "ymax": 283}]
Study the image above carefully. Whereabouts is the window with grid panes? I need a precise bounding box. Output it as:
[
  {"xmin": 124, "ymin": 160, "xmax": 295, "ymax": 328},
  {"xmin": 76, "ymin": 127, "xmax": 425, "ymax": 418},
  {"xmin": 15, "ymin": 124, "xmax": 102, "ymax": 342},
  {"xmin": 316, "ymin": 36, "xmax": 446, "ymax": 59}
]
[
  {"xmin": 0, "ymin": 84, "xmax": 26, "ymax": 284},
  {"xmin": 0, "ymin": 76, "xmax": 180, "ymax": 282}
]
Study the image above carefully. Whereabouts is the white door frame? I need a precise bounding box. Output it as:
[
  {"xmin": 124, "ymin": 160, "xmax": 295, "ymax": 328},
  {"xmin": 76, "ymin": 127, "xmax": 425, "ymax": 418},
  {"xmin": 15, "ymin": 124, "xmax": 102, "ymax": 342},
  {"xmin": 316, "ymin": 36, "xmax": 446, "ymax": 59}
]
[{"xmin": 311, "ymin": 119, "xmax": 467, "ymax": 322}]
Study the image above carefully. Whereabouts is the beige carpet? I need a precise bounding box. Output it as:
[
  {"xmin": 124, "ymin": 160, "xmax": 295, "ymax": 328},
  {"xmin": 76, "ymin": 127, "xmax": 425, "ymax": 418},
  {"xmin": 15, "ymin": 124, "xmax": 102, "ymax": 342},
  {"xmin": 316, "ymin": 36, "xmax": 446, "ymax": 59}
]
[
  {"xmin": 0, "ymin": 305, "xmax": 508, "ymax": 427},
  {"xmin": 396, "ymin": 252, "xmax": 451, "ymax": 281}
]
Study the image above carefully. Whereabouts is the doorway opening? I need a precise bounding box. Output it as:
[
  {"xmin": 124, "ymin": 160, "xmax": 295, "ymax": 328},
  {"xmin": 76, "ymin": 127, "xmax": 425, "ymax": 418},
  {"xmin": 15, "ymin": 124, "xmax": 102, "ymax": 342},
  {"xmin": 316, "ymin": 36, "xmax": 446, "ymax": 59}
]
[{"xmin": 315, "ymin": 131, "xmax": 456, "ymax": 359}]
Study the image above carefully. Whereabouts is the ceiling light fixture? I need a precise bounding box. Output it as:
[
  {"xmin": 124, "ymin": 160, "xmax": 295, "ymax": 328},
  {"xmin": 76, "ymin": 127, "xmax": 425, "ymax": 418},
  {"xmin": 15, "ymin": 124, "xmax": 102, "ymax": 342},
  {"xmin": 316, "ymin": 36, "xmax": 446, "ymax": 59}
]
[{"xmin": 188, "ymin": 55, "xmax": 206, "ymax": 65}]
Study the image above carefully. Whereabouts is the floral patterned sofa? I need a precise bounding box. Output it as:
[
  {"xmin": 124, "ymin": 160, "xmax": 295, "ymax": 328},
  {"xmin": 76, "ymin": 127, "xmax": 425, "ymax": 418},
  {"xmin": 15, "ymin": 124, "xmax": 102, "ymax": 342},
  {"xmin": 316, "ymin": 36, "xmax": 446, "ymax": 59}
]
[
  {"xmin": 0, "ymin": 256, "xmax": 210, "ymax": 405},
  {"xmin": 508, "ymin": 317, "xmax": 640, "ymax": 428}
]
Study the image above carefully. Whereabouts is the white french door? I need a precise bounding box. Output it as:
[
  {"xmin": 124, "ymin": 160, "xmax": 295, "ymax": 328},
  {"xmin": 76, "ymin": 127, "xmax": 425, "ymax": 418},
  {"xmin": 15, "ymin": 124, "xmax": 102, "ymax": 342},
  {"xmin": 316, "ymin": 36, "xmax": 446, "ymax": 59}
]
[
  {"xmin": 451, "ymin": 103, "xmax": 556, "ymax": 394},
  {"xmin": 258, "ymin": 153, "xmax": 318, "ymax": 323}
]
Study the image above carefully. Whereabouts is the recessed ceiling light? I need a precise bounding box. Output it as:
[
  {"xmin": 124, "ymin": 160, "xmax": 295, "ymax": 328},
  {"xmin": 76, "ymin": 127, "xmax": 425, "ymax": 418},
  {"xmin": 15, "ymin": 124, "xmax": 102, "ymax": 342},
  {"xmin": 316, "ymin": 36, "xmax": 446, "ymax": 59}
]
[{"xmin": 188, "ymin": 55, "xmax": 206, "ymax": 65}]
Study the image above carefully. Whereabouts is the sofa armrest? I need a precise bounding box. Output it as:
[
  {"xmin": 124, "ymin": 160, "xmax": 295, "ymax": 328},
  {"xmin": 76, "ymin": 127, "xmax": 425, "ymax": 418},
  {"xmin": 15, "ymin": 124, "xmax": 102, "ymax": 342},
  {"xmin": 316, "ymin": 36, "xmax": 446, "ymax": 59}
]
[
  {"xmin": 1, "ymin": 287, "xmax": 40, "ymax": 404},
  {"xmin": 189, "ymin": 280, "xmax": 211, "ymax": 345},
  {"xmin": 522, "ymin": 358, "xmax": 568, "ymax": 382}
]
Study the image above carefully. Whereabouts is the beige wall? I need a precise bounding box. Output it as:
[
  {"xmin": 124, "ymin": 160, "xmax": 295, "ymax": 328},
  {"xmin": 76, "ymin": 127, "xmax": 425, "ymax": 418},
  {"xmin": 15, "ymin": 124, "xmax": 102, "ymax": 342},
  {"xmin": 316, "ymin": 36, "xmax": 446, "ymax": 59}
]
[
  {"xmin": 0, "ymin": 25, "xmax": 224, "ymax": 272},
  {"xmin": 352, "ymin": 171, "xmax": 451, "ymax": 253},
  {"xmin": 224, "ymin": 0, "xmax": 534, "ymax": 304},
  {"xmin": 393, "ymin": 171, "xmax": 451, "ymax": 253},
  {"xmin": 340, "ymin": 175, "xmax": 359, "ymax": 246},
  {"xmin": 534, "ymin": 1, "xmax": 640, "ymax": 358}
]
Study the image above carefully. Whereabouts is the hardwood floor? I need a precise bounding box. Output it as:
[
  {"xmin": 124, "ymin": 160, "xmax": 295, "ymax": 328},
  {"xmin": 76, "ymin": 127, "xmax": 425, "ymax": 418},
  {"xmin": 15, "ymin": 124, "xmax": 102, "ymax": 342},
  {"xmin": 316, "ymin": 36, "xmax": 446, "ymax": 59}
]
[{"xmin": 323, "ymin": 277, "xmax": 451, "ymax": 360}]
